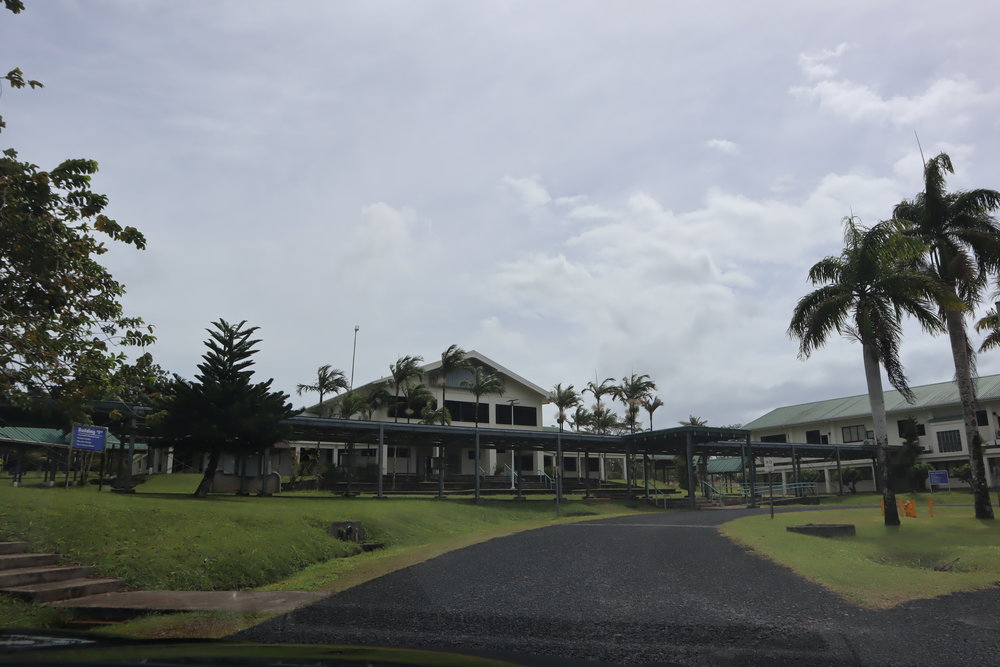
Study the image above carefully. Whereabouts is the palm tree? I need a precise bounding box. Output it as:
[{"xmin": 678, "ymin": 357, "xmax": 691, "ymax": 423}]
[
  {"xmin": 461, "ymin": 367, "xmax": 505, "ymax": 427},
  {"xmin": 296, "ymin": 365, "xmax": 349, "ymax": 417},
  {"xmin": 789, "ymin": 216, "xmax": 948, "ymax": 527},
  {"xmin": 894, "ymin": 153, "xmax": 1000, "ymax": 520},
  {"xmin": 570, "ymin": 405, "xmax": 592, "ymax": 433},
  {"xmin": 436, "ymin": 344, "xmax": 469, "ymax": 426},
  {"xmin": 296, "ymin": 365, "xmax": 349, "ymax": 476},
  {"xmin": 550, "ymin": 384, "xmax": 580, "ymax": 499},
  {"xmin": 584, "ymin": 376, "xmax": 617, "ymax": 413},
  {"xmin": 336, "ymin": 390, "xmax": 369, "ymax": 497},
  {"xmin": 590, "ymin": 405, "xmax": 620, "ymax": 435},
  {"xmin": 678, "ymin": 415, "xmax": 707, "ymax": 426},
  {"xmin": 975, "ymin": 303, "xmax": 1000, "ymax": 353},
  {"xmin": 615, "ymin": 373, "xmax": 656, "ymax": 434},
  {"xmin": 362, "ymin": 383, "xmax": 391, "ymax": 420},
  {"xmin": 644, "ymin": 396, "xmax": 664, "ymax": 430},
  {"xmin": 401, "ymin": 381, "xmax": 434, "ymax": 423},
  {"xmin": 388, "ymin": 355, "xmax": 423, "ymax": 422}
]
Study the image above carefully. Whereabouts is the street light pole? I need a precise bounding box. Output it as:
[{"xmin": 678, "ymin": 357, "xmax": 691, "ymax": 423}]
[
  {"xmin": 508, "ymin": 398, "xmax": 518, "ymax": 490},
  {"xmin": 349, "ymin": 325, "xmax": 360, "ymax": 391}
]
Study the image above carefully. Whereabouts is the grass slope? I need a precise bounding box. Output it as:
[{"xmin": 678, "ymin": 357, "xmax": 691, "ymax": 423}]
[
  {"xmin": 720, "ymin": 503, "xmax": 1000, "ymax": 609},
  {"xmin": 1, "ymin": 473, "xmax": 652, "ymax": 634}
]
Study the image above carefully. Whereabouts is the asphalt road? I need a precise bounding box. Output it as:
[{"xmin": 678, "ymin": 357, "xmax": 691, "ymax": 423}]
[{"xmin": 236, "ymin": 507, "xmax": 1000, "ymax": 665}]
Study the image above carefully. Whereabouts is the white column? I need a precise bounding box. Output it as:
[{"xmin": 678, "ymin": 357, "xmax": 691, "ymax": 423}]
[
  {"xmin": 823, "ymin": 468, "xmax": 832, "ymax": 494},
  {"xmin": 780, "ymin": 470, "xmax": 787, "ymax": 495}
]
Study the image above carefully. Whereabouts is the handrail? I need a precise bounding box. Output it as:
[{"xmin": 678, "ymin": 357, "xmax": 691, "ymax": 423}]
[
  {"xmin": 646, "ymin": 480, "xmax": 669, "ymax": 508},
  {"xmin": 537, "ymin": 469, "xmax": 555, "ymax": 489}
]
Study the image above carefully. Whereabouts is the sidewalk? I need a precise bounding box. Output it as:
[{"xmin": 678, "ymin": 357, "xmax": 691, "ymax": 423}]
[{"xmin": 51, "ymin": 590, "xmax": 329, "ymax": 616}]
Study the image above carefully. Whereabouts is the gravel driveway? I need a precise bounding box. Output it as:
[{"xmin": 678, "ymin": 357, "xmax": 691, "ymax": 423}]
[{"xmin": 236, "ymin": 507, "xmax": 1000, "ymax": 665}]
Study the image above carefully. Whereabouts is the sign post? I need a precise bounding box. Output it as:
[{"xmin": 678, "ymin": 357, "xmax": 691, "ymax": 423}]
[
  {"xmin": 70, "ymin": 425, "xmax": 108, "ymax": 491},
  {"xmin": 927, "ymin": 469, "xmax": 949, "ymax": 492}
]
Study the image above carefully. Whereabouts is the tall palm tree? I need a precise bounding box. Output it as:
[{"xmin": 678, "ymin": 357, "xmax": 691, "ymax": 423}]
[
  {"xmin": 296, "ymin": 365, "xmax": 349, "ymax": 474},
  {"xmin": 643, "ymin": 396, "xmax": 664, "ymax": 431},
  {"xmin": 894, "ymin": 153, "xmax": 1000, "ymax": 520},
  {"xmin": 388, "ymin": 355, "xmax": 424, "ymax": 422},
  {"xmin": 436, "ymin": 344, "xmax": 469, "ymax": 426},
  {"xmin": 362, "ymin": 383, "xmax": 391, "ymax": 420},
  {"xmin": 789, "ymin": 216, "xmax": 948, "ymax": 527},
  {"xmin": 584, "ymin": 376, "xmax": 617, "ymax": 413},
  {"xmin": 975, "ymin": 302, "xmax": 1000, "ymax": 353},
  {"xmin": 615, "ymin": 373, "xmax": 656, "ymax": 434},
  {"xmin": 590, "ymin": 405, "xmax": 620, "ymax": 435},
  {"xmin": 461, "ymin": 367, "xmax": 505, "ymax": 427}
]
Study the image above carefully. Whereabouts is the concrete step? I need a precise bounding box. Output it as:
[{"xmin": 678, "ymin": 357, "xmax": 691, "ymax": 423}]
[
  {"xmin": 0, "ymin": 553, "xmax": 59, "ymax": 570},
  {"xmin": 0, "ymin": 542, "xmax": 29, "ymax": 555},
  {"xmin": 0, "ymin": 565, "xmax": 92, "ymax": 588},
  {"xmin": 1, "ymin": 577, "xmax": 124, "ymax": 603}
]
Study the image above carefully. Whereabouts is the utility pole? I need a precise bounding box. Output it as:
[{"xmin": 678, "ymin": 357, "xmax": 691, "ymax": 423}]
[{"xmin": 350, "ymin": 325, "xmax": 360, "ymax": 390}]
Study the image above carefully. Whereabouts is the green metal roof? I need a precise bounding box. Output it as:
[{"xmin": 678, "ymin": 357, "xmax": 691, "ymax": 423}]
[{"xmin": 745, "ymin": 374, "xmax": 1000, "ymax": 431}]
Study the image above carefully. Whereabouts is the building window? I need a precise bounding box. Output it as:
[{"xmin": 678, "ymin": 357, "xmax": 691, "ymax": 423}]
[
  {"xmin": 760, "ymin": 434, "xmax": 787, "ymax": 443},
  {"xmin": 936, "ymin": 430, "xmax": 963, "ymax": 453},
  {"xmin": 842, "ymin": 425, "xmax": 866, "ymax": 443},
  {"xmin": 445, "ymin": 400, "xmax": 489, "ymax": 424},
  {"xmin": 564, "ymin": 457, "xmax": 577, "ymax": 472},
  {"xmin": 588, "ymin": 457, "xmax": 600, "ymax": 472},
  {"xmin": 387, "ymin": 447, "xmax": 409, "ymax": 458},
  {"xmin": 897, "ymin": 419, "xmax": 926, "ymax": 438},
  {"xmin": 496, "ymin": 448, "xmax": 506, "ymax": 454},
  {"xmin": 976, "ymin": 410, "xmax": 989, "ymax": 427},
  {"xmin": 495, "ymin": 404, "xmax": 538, "ymax": 426},
  {"xmin": 519, "ymin": 455, "xmax": 534, "ymax": 470},
  {"xmin": 467, "ymin": 450, "xmax": 475, "ymax": 460},
  {"xmin": 543, "ymin": 455, "xmax": 553, "ymax": 468},
  {"xmin": 805, "ymin": 430, "xmax": 822, "ymax": 445}
]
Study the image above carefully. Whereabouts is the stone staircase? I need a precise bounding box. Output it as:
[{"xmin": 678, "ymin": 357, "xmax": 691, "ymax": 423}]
[{"xmin": 0, "ymin": 541, "xmax": 124, "ymax": 603}]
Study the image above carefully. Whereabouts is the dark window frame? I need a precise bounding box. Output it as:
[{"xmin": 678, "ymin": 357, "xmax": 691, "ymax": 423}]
[{"xmin": 842, "ymin": 425, "xmax": 866, "ymax": 443}]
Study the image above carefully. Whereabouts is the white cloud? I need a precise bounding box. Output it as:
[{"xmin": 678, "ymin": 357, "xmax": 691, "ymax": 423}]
[
  {"xmin": 797, "ymin": 42, "xmax": 849, "ymax": 80},
  {"xmin": 568, "ymin": 204, "xmax": 621, "ymax": 220},
  {"xmin": 502, "ymin": 176, "xmax": 552, "ymax": 208},
  {"xmin": 704, "ymin": 138, "xmax": 741, "ymax": 155}
]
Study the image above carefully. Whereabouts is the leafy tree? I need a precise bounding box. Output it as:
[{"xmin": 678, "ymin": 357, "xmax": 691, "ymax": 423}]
[
  {"xmin": 894, "ymin": 153, "xmax": 1000, "ymax": 520},
  {"xmin": 296, "ymin": 365, "xmax": 348, "ymax": 418},
  {"xmin": 462, "ymin": 367, "xmax": 505, "ymax": 427},
  {"xmin": 435, "ymin": 344, "xmax": 469, "ymax": 425},
  {"xmin": 678, "ymin": 415, "xmax": 708, "ymax": 426},
  {"xmin": 912, "ymin": 462, "xmax": 934, "ymax": 491},
  {"xmin": 151, "ymin": 320, "xmax": 295, "ymax": 497},
  {"xmin": 388, "ymin": 355, "xmax": 423, "ymax": 422},
  {"xmin": 420, "ymin": 404, "xmax": 451, "ymax": 425},
  {"xmin": 615, "ymin": 374, "xmax": 656, "ymax": 434},
  {"xmin": 643, "ymin": 395, "xmax": 664, "ymax": 430},
  {"xmin": 953, "ymin": 463, "xmax": 974, "ymax": 486},
  {"xmin": 361, "ymin": 383, "xmax": 391, "ymax": 420},
  {"xmin": 590, "ymin": 405, "xmax": 621, "ymax": 435},
  {"xmin": 789, "ymin": 217, "xmax": 947, "ymax": 526},
  {"xmin": 841, "ymin": 467, "xmax": 862, "ymax": 494}
]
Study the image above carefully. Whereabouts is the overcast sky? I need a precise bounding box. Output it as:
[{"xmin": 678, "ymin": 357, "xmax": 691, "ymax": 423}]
[{"xmin": 5, "ymin": 1, "xmax": 1000, "ymax": 427}]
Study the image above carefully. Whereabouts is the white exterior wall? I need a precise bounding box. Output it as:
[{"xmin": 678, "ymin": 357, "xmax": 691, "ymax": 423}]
[{"xmin": 752, "ymin": 398, "xmax": 1000, "ymax": 490}]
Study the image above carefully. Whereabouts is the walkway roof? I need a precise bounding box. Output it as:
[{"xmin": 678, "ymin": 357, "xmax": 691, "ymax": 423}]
[{"xmin": 284, "ymin": 417, "xmax": 879, "ymax": 460}]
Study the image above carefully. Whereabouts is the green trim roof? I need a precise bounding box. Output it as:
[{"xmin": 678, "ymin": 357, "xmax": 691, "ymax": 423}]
[{"xmin": 745, "ymin": 374, "xmax": 1000, "ymax": 431}]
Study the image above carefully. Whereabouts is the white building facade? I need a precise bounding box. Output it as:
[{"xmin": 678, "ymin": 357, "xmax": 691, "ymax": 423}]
[{"xmin": 745, "ymin": 375, "xmax": 1000, "ymax": 493}]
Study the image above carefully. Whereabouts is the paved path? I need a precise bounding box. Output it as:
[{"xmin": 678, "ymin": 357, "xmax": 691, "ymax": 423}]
[{"xmin": 236, "ymin": 508, "xmax": 1000, "ymax": 665}]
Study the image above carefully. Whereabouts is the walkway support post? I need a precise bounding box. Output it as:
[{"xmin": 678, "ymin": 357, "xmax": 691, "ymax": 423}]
[
  {"xmin": 474, "ymin": 429, "xmax": 481, "ymax": 504},
  {"xmin": 515, "ymin": 447, "xmax": 524, "ymax": 500},
  {"xmin": 376, "ymin": 424, "xmax": 385, "ymax": 499},
  {"xmin": 836, "ymin": 447, "xmax": 843, "ymax": 495},
  {"xmin": 643, "ymin": 452, "xmax": 650, "ymax": 498},
  {"xmin": 626, "ymin": 442, "xmax": 634, "ymax": 500},
  {"xmin": 555, "ymin": 431, "xmax": 563, "ymax": 506},
  {"xmin": 436, "ymin": 442, "xmax": 445, "ymax": 499},
  {"xmin": 584, "ymin": 450, "xmax": 592, "ymax": 498},
  {"xmin": 792, "ymin": 446, "xmax": 799, "ymax": 497},
  {"xmin": 746, "ymin": 434, "xmax": 757, "ymax": 508},
  {"xmin": 686, "ymin": 431, "xmax": 696, "ymax": 509}
]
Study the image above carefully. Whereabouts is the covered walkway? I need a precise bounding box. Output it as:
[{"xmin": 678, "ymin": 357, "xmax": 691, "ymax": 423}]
[{"xmin": 283, "ymin": 417, "xmax": 884, "ymax": 506}]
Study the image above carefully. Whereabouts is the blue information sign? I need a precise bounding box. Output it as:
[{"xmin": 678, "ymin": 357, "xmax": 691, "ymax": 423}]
[
  {"xmin": 928, "ymin": 470, "xmax": 950, "ymax": 486},
  {"xmin": 71, "ymin": 424, "xmax": 108, "ymax": 452}
]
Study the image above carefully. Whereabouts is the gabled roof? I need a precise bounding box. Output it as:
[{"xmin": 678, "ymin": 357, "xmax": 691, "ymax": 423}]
[
  {"xmin": 330, "ymin": 349, "xmax": 550, "ymax": 404},
  {"xmin": 309, "ymin": 350, "xmax": 551, "ymax": 416},
  {"xmin": 745, "ymin": 374, "xmax": 1000, "ymax": 431}
]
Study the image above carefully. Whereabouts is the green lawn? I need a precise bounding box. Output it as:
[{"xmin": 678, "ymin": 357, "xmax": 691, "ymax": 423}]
[
  {"xmin": 720, "ymin": 504, "xmax": 1000, "ymax": 609},
  {"xmin": 817, "ymin": 489, "xmax": 981, "ymax": 506},
  {"xmin": 0, "ymin": 473, "xmax": 653, "ymax": 634}
]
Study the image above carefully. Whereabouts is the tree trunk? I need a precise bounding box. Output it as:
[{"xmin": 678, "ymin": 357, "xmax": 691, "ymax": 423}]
[
  {"xmin": 944, "ymin": 307, "xmax": 994, "ymax": 519},
  {"xmin": 195, "ymin": 450, "xmax": 220, "ymax": 497},
  {"xmin": 863, "ymin": 342, "xmax": 900, "ymax": 527}
]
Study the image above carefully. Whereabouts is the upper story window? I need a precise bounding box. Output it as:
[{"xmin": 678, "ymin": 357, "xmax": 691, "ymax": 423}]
[
  {"xmin": 976, "ymin": 410, "xmax": 989, "ymax": 427},
  {"xmin": 842, "ymin": 425, "xmax": 866, "ymax": 443},
  {"xmin": 759, "ymin": 434, "xmax": 787, "ymax": 443},
  {"xmin": 495, "ymin": 404, "xmax": 538, "ymax": 426},
  {"xmin": 936, "ymin": 430, "xmax": 963, "ymax": 453}
]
